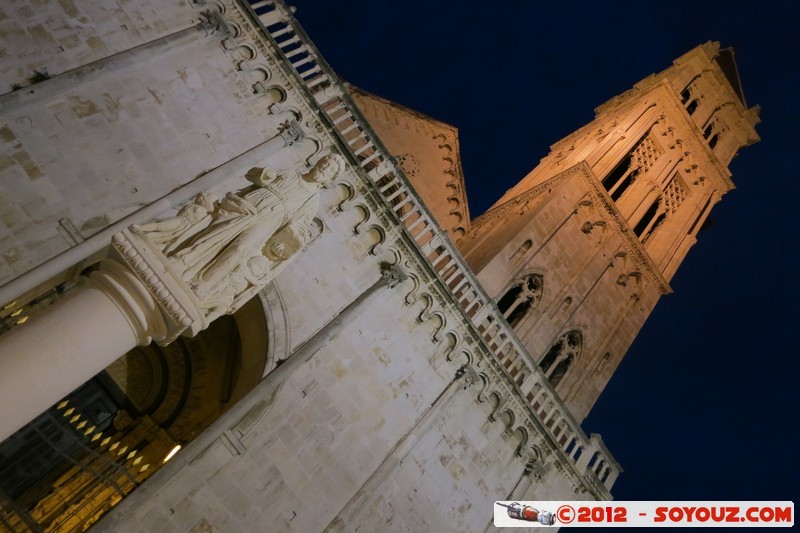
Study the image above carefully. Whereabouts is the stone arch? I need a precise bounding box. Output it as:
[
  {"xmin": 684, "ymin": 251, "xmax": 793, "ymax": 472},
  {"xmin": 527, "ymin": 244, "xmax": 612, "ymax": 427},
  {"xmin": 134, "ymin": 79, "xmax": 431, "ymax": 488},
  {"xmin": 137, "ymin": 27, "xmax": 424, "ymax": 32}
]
[
  {"xmin": 512, "ymin": 426, "xmax": 529, "ymax": 457},
  {"xmin": 332, "ymin": 181, "xmax": 356, "ymax": 212},
  {"xmin": 352, "ymin": 204, "xmax": 371, "ymax": 235},
  {"xmin": 487, "ymin": 392, "xmax": 503, "ymax": 421},
  {"xmin": 426, "ymin": 311, "xmax": 446, "ymax": 342},
  {"xmin": 475, "ymin": 373, "xmax": 491, "ymax": 403},
  {"xmin": 499, "ymin": 409, "xmax": 515, "ymax": 431},
  {"xmin": 448, "ymin": 349, "xmax": 472, "ymax": 366},
  {"xmin": 435, "ymin": 331, "xmax": 459, "ymax": 363},
  {"xmin": 402, "ymin": 272, "xmax": 421, "ymax": 305},
  {"xmin": 365, "ymin": 225, "xmax": 386, "ymax": 255},
  {"xmin": 256, "ymin": 84, "xmax": 286, "ymax": 105},
  {"xmin": 414, "ymin": 293, "xmax": 434, "ymax": 323},
  {"xmin": 0, "ymin": 283, "xmax": 287, "ymax": 531}
]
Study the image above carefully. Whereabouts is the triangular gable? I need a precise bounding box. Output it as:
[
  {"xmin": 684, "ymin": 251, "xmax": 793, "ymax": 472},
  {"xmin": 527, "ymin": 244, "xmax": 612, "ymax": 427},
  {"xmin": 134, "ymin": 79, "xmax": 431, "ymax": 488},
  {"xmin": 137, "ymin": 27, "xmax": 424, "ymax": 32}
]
[{"xmin": 349, "ymin": 87, "xmax": 471, "ymax": 240}]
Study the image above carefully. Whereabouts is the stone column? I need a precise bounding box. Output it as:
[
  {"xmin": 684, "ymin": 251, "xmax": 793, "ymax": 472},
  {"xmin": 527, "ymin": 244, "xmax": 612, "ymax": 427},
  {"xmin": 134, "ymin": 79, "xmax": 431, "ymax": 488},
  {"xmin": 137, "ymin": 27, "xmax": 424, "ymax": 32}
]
[
  {"xmin": 96, "ymin": 264, "xmax": 406, "ymax": 531},
  {"xmin": 0, "ymin": 146, "xmax": 343, "ymax": 442},
  {"xmin": 507, "ymin": 460, "xmax": 540, "ymax": 501},
  {"xmin": 0, "ymin": 259, "xmax": 167, "ymax": 442}
]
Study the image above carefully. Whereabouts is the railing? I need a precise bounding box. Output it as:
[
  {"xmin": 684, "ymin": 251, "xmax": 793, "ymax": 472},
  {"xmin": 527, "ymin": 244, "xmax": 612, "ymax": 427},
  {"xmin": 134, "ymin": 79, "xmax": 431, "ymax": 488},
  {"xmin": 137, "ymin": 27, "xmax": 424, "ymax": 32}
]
[{"xmin": 241, "ymin": 0, "xmax": 620, "ymax": 490}]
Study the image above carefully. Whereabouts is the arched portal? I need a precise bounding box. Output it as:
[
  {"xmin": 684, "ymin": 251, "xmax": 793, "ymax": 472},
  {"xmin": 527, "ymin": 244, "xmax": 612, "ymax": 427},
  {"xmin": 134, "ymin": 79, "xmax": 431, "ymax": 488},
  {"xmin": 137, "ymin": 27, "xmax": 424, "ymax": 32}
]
[{"xmin": 0, "ymin": 288, "xmax": 280, "ymax": 532}]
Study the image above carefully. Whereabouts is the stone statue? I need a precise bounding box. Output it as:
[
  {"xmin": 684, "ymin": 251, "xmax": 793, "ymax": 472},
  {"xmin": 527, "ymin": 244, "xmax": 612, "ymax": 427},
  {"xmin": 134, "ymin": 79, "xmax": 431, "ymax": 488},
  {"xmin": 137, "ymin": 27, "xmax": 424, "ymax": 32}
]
[
  {"xmin": 201, "ymin": 255, "xmax": 271, "ymax": 323},
  {"xmin": 133, "ymin": 192, "xmax": 216, "ymax": 254},
  {"xmin": 133, "ymin": 152, "xmax": 346, "ymax": 317}
]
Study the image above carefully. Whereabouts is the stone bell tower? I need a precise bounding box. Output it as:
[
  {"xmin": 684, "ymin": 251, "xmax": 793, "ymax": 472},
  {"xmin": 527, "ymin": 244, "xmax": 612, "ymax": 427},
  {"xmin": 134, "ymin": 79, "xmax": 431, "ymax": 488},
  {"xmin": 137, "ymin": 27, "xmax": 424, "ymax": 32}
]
[{"xmin": 459, "ymin": 42, "xmax": 760, "ymax": 421}]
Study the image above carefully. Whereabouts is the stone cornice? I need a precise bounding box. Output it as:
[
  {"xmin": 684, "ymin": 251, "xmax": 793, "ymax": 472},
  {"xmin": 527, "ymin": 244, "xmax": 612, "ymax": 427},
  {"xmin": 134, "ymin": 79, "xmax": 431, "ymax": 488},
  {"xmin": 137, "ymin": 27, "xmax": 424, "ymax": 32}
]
[
  {"xmin": 235, "ymin": 0, "xmax": 619, "ymax": 497},
  {"xmin": 470, "ymin": 165, "xmax": 578, "ymax": 230}
]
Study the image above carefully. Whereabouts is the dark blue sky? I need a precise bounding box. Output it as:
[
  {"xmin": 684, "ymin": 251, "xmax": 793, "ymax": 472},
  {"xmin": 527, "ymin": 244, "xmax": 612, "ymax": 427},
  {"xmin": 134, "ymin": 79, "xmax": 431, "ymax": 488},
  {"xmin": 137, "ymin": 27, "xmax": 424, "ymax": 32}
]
[{"xmin": 289, "ymin": 0, "xmax": 800, "ymax": 504}]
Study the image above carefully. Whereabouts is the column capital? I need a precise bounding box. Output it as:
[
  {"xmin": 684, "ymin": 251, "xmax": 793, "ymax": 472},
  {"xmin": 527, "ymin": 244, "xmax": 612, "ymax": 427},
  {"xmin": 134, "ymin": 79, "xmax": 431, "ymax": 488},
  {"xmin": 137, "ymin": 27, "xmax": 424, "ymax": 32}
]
[
  {"xmin": 379, "ymin": 263, "xmax": 407, "ymax": 289},
  {"xmin": 277, "ymin": 119, "xmax": 306, "ymax": 146},
  {"xmin": 109, "ymin": 230, "xmax": 205, "ymax": 343},
  {"xmin": 455, "ymin": 364, "xmax": 479, "ymax": 389}
]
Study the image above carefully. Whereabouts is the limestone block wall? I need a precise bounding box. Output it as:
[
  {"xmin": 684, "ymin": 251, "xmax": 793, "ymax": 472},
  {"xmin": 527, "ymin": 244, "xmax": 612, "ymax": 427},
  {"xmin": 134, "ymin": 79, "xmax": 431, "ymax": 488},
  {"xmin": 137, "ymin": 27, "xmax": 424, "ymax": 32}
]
[
  {"xmin": 0, "ymin": 0, "xmax": 319, "ymax": 287},
  {"xmin": 470, "ymin": 169, "xmax": 665, "ymax": 422},
  {"xmin": 272, "ymin": 184, "xmax": 400, "ymax": 351},
  {"xmin": 96, "ymin": 267, "xmax": 507, "ymax": 531},
  {"xmin": 0, "ymin": 1, "xmax": 619, "ymax": 529},
  {"xmin": 350, "ymin": 385, "xmax": 593, "ymax": 532},
  {"xmin": 0, "ymin": 0, "xmax": 190, "ymax": 90},
  {"xmin": 98, "ymin": 251, "xmax": 595, "ymax": 532}
]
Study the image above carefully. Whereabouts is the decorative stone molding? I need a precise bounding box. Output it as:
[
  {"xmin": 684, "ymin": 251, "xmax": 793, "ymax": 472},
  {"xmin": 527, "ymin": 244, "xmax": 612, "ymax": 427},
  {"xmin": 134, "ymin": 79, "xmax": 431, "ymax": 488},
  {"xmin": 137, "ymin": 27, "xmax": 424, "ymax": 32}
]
[
  {"xmin": 455, "ymin": 364, "xmax": 479, "ymax": 389},
  {"xmin": 108, "ymin": 234, "xmax": 201, "ymax": 344},
  {"xmin": 111, "ymin": 152, "xmax": 345, "ymax": 340}
]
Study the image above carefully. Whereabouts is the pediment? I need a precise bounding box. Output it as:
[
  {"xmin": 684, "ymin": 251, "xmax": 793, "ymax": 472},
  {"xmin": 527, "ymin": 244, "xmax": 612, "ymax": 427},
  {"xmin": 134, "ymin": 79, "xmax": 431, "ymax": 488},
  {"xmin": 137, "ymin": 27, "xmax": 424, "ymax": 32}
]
[{"xmin": 349, "ymin": 87, "xmax": 470, "ymax": 240}]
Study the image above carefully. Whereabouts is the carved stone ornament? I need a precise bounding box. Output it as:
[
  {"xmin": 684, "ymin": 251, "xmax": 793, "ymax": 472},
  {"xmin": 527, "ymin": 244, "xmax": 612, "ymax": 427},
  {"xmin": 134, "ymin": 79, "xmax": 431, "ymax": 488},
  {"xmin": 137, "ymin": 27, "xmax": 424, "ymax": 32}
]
[
  {"xmin": 114, "ymin": 153, "xmax": 346, "ymax": 339},
  {"xmin": 456, "ymin": 365, "xmax": 479, "ymax": 389},
  {"xmin": 379, "ymin": 263, "xmax": 407, "ymax": 289}
]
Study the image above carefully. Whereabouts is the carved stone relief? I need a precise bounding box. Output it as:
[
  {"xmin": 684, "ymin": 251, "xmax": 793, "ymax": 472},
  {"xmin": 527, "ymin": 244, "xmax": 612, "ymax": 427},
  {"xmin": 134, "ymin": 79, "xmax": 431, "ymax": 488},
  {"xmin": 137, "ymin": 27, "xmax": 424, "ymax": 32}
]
[{"xmin": 121, "ymin": 153, "xmax": 346, "ymax": 334}]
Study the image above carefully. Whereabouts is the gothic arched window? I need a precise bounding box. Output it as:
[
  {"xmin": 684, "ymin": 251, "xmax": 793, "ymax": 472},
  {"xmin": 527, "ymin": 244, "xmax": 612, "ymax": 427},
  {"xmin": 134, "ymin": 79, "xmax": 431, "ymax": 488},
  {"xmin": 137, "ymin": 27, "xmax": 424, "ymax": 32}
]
[
  {"xmin": 681, "ymin": 83, "xmax": 700, "ymax": 115},
  {"xmin": 497, "ymin": 274, "xmax": 543, "ymax": 328},
  {"xmin": 602, "ymin": 131, "xmax": 662, "ymax": 201},
  {"xmin": 539, "ymin": 331, "xmax": 582, "ymax": 387}
]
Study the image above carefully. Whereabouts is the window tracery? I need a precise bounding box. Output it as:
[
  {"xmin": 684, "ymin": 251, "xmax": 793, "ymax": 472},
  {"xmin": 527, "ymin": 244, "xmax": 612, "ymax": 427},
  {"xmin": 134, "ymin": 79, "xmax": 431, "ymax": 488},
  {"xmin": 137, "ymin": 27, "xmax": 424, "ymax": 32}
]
[
  {"xmin": 681, "ymin": 86, "xmax": 700, "ymax": 116},
  {"xmin": 602, "ymin": 131, "xmax": 664, "ymax": 200},
  {"xmin": 497, "ymin": 274, "xmax": 543, "ymax": 328},
  {"xmin": 539, "ymin": 331, "xmax": 582, "ymax": 387}
]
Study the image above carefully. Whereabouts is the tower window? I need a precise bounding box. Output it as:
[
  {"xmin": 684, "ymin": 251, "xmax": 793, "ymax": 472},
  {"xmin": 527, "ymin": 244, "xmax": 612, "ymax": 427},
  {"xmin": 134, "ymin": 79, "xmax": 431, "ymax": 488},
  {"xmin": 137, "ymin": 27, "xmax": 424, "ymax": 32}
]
[
  {"xmin": 633, "ymin": 199, "xmax": 662, "ymax": 237},
  {"xmin": 539, "ymin": 331, "xmax": 582, "ymax": 387},
  {"xmin": 603, "ymin": 132, "xmax": 662, "ymax": 200},
  {"xmin": 641, "ymin": 211, "xmax": 666, "ymax": 244},
  {"xmin": 497, "ymin": 274, "xmax": 543, "ymax": 328},
  {"xmin": 510, "ymin": 239, "xmax": 533, "ymax": 262}
]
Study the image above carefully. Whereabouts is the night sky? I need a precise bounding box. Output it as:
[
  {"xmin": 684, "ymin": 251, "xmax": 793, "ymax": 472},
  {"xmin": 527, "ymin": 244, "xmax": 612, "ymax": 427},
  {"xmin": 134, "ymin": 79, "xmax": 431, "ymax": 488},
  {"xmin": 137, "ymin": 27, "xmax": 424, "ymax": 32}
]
[{"xmin": 288, "ymin": 0, "xmax": 799, "ymax": 506}]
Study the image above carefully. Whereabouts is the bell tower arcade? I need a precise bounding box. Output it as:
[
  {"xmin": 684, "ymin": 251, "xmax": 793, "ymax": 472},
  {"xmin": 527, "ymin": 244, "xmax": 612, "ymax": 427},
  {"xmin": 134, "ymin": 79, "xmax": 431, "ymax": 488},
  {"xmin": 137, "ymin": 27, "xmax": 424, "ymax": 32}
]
[{"xmin": 459, "ymin": 42, "xmax": 760, "ymax": 420}]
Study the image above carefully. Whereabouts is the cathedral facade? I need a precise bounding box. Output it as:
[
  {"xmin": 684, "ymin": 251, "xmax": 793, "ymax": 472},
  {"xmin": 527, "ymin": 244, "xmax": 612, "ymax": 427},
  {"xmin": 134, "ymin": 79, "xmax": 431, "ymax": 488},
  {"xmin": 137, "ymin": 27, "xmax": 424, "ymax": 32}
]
[{"xmin": 0, "ymin": 1, "xmax": 758, "ymax": 531}]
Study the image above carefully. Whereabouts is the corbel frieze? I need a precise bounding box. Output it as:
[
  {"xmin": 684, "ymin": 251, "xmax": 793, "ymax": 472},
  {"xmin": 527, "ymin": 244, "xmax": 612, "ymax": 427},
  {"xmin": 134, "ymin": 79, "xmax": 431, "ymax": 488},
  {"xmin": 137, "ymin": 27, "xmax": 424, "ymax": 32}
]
[
  {"xmin": 469, "ymin": 166, "xmax": 579, "ymax": 231},
  {"xmin": 204, "ymin": 0, "xmax": 333, "ymax": 143}
]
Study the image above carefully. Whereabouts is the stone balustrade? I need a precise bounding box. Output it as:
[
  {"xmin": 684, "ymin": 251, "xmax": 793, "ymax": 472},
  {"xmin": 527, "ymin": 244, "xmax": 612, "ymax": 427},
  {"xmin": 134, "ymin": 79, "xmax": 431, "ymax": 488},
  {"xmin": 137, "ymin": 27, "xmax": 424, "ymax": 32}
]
[{"xmin": 241, "ymin": 0, "xmax": 621, "ymax": 491}]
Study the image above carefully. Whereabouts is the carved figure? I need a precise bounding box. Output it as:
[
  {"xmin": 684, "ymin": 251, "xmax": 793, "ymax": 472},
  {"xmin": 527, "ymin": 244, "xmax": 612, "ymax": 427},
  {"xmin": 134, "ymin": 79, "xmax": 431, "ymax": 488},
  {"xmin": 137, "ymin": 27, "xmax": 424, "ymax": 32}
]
[
  {"xmin": 134, "ymin": 192, "xmax": 216, "ymax": 254},
  {"xmin": 202, "ymin": 255, "xmax": 271, "ymax": 323},
  {"xmin": 134, "ymin": 153, "xmax": 345, "ymax": 315}
]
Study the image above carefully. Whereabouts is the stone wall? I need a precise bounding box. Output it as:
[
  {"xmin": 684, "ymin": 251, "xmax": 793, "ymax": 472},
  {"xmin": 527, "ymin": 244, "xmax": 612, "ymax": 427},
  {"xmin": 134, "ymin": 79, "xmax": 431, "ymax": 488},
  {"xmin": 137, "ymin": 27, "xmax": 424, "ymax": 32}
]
[{"xmin": 0, "ymin": 0, "xmax": 318, "ymax": 286}]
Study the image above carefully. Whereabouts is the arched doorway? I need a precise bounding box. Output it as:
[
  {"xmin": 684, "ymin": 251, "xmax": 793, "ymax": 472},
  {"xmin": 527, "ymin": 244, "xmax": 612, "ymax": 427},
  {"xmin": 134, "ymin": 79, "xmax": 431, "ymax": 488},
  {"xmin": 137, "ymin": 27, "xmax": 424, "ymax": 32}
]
[{"xmin": 0, "ymin": 294, "xmax": 274, "ymax": 532}]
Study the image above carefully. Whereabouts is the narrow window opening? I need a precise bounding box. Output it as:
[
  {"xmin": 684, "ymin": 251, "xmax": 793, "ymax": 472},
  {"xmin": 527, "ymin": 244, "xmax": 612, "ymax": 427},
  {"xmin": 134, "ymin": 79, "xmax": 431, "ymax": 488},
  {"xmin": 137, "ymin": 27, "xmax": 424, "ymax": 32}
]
[
  {"xmin": 634, "ymin": 200, "xmax": 661, "ymax": 237},
  {"xmin": 497, "ymin": 274, "xmax": 543, "ymax": 328},
  {"xmin": 610, "ymin": 170, "xmax": 637, "ymax": 201},
  {"xmin": 602, "ymin": 153, "xmax": 632, "ymax": 191},
  {"xmin": 539, "ymin": 331, "xmax": 582, "ymax": 387}
]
